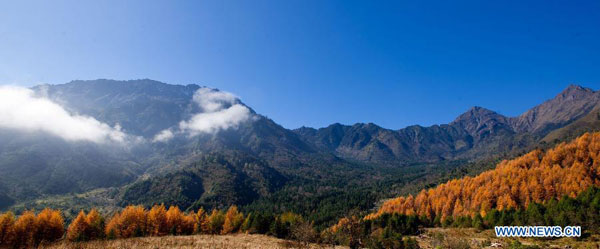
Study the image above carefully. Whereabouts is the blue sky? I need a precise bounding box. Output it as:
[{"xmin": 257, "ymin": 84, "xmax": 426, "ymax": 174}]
[{"xmin": 1, "ymin": 0, "xmax": 599, "ymax": 129}]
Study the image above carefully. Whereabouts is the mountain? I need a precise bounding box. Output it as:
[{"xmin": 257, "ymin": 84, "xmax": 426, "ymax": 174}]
[
  {"xmin": 33, "ymin": 79, "xmax": 202, "ymax": 137},
  {"xmin": 511, "ymin": 85, "xmax": 600, "ymax": 133},
  {"xmin": 294, "ymin": 85, "xmax": 600, "ymax": 163},
  {"xmin": 2, "ymin": 79, "xmax": 600, "ymax": 228}
]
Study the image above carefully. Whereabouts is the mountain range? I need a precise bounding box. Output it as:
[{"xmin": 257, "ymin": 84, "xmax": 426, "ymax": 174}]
[{"xmin": 1, "ymin": 80, "xmax": 599, "ymax": 227}]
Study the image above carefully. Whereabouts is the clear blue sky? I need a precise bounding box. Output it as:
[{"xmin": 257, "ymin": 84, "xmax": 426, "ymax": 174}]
[{"xmin": 1, "ymin": 0, "xmax": 599, "ymax": 129}]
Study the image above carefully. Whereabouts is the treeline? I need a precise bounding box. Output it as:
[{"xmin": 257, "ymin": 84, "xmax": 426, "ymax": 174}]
[
  {"xmin": 0, "ymin": 204, "xmax": 424, "ymax": 249},
  {"xmin": 368, "ymin": 132, "xmax": 600, "ymax": 221},
  {"xmin": 322, "ymin": 186, "xmax": 600, "ymax": 248},
  {"xmin": 0, "ymin": 204, "xmax": 323, "ymax": 248},
  {"xmin": 0, "ymin": 209, "xmax": 64, "ymax": 248}
]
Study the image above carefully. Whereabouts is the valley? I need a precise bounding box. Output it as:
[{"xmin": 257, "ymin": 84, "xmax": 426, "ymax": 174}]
[{"xmin": 3, "ymin": 80, "xmax": 600, "ymax": 248}]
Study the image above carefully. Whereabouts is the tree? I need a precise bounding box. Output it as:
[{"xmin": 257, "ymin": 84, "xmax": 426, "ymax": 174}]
[
  {"xmin": 147, "ymin": 204, "xmax": 168, "ymax": 236},
  {"xmin": 222, "ymin": 206, "xmax": 244, "ymax": 234},
  {"xmin": 36, "ymin": 208, "xmax": 64, "ymax": 244},
  {"xmin": 0, "ymin": 212, "xmax": 15, "ymax": 246},
  {"xmin": 367, "ymin": 132, "xmax": 600, "ymax": 223},
  {"xmin": 206, "ymin": 209, "xmax": 225, "ymax": 234},
  {"xmin": 67, "ymin": 211, "xmax": 89, "ymax": 242},
  {"xmin": 194, "ymin": 208, "xmax": 209, "ymax": 234},
  {"xmin": 105, "ymin": 205, "xmax": 147, "ymax": 239},
  {"xmin": 85, "ymin": 209, "xmax": 105, "ymax": 240},
  {"xmin": 12, "ymin": 211, "xmax": 38, "ymax": 248}
]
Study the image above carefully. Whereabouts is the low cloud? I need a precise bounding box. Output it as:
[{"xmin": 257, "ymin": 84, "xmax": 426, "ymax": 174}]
[
  {"xmin": 153, "ymin": 88, "xmax": 252, "ymax": 142},
  {"xmin": 0, "ymin": 85, "xmax": 129, "ymax": 144}
]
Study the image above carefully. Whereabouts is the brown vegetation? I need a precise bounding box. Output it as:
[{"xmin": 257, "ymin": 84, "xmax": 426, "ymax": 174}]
[{"xmin": 41, "ymin": 234, "xmax": 345, "ymax": 249}]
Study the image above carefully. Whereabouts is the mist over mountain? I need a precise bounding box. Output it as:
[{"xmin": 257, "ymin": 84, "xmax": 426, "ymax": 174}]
[{"xmin": 1, "ymin": 79, "xmax": 599, "ymax": 226}]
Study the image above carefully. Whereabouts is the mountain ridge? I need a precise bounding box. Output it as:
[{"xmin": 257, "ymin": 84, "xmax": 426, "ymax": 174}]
[
  {"xmin": 294, "ymin": 84, "xmax": 600, "ymax": 163},
  {"xmin": 2, "ymin": 79, "xmax": 600, "ymax": 228}
]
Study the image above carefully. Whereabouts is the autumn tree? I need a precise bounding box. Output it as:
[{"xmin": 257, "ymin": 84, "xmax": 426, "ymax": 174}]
[
  {"xmin": 12, "ymin": 211, "xmax": 38, "ymax": 248},
  {"xmin": 147, "ymin": 204, "xmax": 168, "ymax": 236},
  {"xmin": 366, "ymin": 132, "xmax": 600, "ymax": 223},
  {"xmin": 222, "ymin": 206, "xmax": 244, "ymax": 234},
  {"xmin": 85, "ymin": 209, "xmax": 105, "ymax": 240},
  {"xmin": 165, "ymin": 206, "xmax": 194, "ymax": 235},
  {"xmin": 0, "ymin": 212, "xmax": 15, "ymax": 246},
  {"xmin": 67, "ymin": 211, "xmax": 89, "ymax": 242},
  {"xmin": 206, "ymin": 209, "xmax": 225, "ymax": 234},
  {"xmin": 194, "ymin": 207, "xmax": 209, "ymax": 234},
  {"xmin": 36, "ymin": 208, "xmax": 64, "ymax": 244},
  {"xmin": 105, "ymin": 205, "xmax": 147, "ymax": 239}
]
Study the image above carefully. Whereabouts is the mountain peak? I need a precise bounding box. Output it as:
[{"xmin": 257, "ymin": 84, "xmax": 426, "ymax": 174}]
[
  {"xmin": 452, "ymin": 106, "xmax": 502, "ymax": 124},
  {"xmin": 511, "ymin": 84, "xmax": 599, "ymax": 133},
  {"xmin": 451, "ymin": 106, "xmax": 512, "ymax": 139},
  {"xmin": 557, "ymin": 84, "xmax": 594, "ymax": 100}
]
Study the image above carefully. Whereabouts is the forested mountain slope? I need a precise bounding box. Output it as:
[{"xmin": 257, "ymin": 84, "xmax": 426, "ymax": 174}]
[
  {"xmin": 2, "ymin": 79, "xmax": 600, "ymax": 229},
  {"xmin": 368, "ymin": 132, "xmax": 600, "ymax": 220}
]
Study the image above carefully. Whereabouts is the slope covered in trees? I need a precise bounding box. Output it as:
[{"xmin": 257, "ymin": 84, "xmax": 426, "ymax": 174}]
[{"xmin": 368, "ymin": 132, "xmax": 600, "ymax": 221}]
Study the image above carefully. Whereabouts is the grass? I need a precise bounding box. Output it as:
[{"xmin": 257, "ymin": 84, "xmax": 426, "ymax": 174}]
[
  {"xmin": 415, "ymin": 228, "xmax": 600, "ymax": 249},
  {"xmin": 41, "ymin": 234, "xmax": 347, "ymax": 249}
]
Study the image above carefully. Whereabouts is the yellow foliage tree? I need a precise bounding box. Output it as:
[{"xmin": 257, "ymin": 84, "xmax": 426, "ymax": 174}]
[
  {"xmin": 206, "ymin": 209, "xmax": 225, "ymax": 234},
  {"xmin": 147, "ymin": 204, "xmax": 168, "ymax": 236},
  {"xmin": 194, "ymin": 207, "xmax": 209, "ymax": 234},
  {"xmin": 222, "ymin": 206, "xmax": 244, "ymax": 234}
]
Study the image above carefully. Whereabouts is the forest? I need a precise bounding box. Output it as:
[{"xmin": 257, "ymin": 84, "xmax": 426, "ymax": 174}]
[
  {"xmin": 2, "ymin": 133, "xmax": 600, "ymax": 249},
  {"xmin": 368, "ymin": 132, "xmax": 600, "ymax": 221}
]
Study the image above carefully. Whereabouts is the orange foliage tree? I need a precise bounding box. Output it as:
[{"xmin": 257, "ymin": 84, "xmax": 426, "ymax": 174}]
[
  {"xmin": 12, "ymin": 211, "xmax": 38, "ymax": 248},
  {"xmin": 147, "ymin": 204, "xmax": 168, "ymax": 236},
  {"xmin": 222, "ymin": 205, "xmax": 244, "ymax": 234},
  {"xmin": 0, "ymin": 212, "xmax": 16, "ymax": 246},
  {"xmin": 165, "ymin": 206, "xmax": 195, "ymax": 235},
  {"xmin": 368, "ymin": 132, "xmax": 600, "ymax": 221},
  {"xmin": 194, "ymin": 207, "xmax": 209, "ymax": 234},
  {"xmin": 105, "ymin": 205, "xmax": 147, "ymax": 239},
  {"xmin": 85, "ymin": 209, "xmax": 105, "ymax": 240},
  {"xmin": 36, "ymin": 208, "xmax": 64, "ymax": 244},
  {"xmin": 67, "ymin": 211, "xmax": 89, "ymax": 241},
  {"xmin": 67, "ymin": 209, "xmax": 104, "ymax": 242}
]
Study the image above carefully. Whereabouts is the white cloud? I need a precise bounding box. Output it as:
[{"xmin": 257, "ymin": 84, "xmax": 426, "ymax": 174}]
[
  {"xmin": 153, "ymin": 88, "xmax": 252, "ymax": 142},
  {"xmin": 0, "ymin": 85, "xmax": 129, "ymax": 144},
  {"xmin": 152, "ymin": 129, "xmax": 174, "ymax": 142}
]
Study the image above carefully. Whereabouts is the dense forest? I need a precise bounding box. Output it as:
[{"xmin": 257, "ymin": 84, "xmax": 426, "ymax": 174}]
[{"xmin": 367, "ymin": 132, "xmax": 600, "ymax": 221}]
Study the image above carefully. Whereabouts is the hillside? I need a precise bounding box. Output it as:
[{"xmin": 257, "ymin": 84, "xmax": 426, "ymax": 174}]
[
  {"xmin": 368, "ymin": 132, "xmax": 600, "ymax": 220},
  {"xmin": 3, "ymin": 80, "xmax": 600, "ymax": 229}
]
